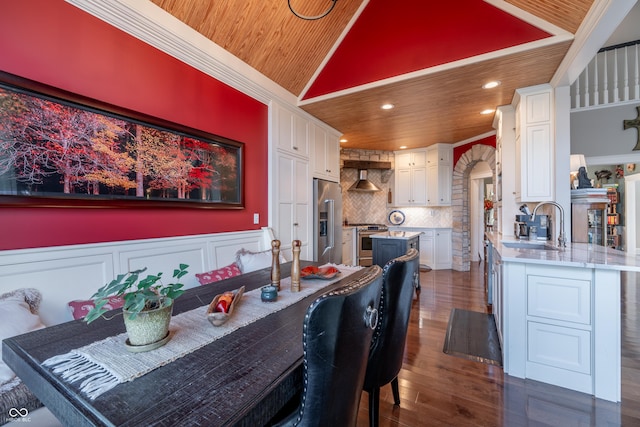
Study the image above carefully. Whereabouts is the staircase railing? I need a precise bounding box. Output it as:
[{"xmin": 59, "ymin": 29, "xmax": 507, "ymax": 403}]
[{"xmin": 571, "ymin": 40, "xmax": 640, "ymax": 110}]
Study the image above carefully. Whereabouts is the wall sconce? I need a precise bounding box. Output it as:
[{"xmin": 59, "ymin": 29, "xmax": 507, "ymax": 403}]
[{"xmin": 570, "ymin": 154, "xmax": 587, "ymax": 189}]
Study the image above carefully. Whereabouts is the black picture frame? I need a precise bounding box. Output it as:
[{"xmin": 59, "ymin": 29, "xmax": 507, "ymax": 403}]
[{"xmin": 0, "ymin": 72, "xmax": 243, "ymax": 209}]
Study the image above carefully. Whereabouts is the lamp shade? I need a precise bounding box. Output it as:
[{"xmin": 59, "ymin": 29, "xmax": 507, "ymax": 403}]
[{"xmin": 570, "ymin": 154, "xmax": 587, "ymax": 173}]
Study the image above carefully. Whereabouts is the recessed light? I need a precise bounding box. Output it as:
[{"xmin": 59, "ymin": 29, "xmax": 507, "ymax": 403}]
[
  {"xmin": 482, "ymin": 81, "xmax": 501, "ymax": 89},
  {"xmin": 399, "ymin": 146, "xmax": 407, "ymax": 149},
  {"xmin": 480, "ymin": 109, "xmax": 495, "ymax": 115},
  {"xmin": 381, "ymin": 103, "xmax": 394, "ymax": 110},
  {"xmin": 340, "ymin": 138, "xmax": 347, "ymax": 143}
]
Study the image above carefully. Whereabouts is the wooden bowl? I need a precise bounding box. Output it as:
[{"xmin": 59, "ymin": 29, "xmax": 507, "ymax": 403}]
[{"xmin": 207, "ymin": 286, "xmax": 245, "ymax": 326}]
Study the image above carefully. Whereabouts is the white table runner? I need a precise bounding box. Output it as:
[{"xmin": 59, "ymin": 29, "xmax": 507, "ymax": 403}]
[{"xmin": 43, "ymin": 264, "xmax": 362, "ymax": 399}]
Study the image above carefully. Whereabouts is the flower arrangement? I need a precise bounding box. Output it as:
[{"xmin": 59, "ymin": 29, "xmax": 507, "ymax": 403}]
[{"xmin": 484, "ymin": 198, "xmax": 494, "ymax": 211}]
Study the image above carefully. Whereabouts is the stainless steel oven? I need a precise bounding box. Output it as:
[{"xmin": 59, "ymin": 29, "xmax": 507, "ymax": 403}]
[{"xmin": 355, "ymin": 224, "xmax": 388, "ymax": 266}]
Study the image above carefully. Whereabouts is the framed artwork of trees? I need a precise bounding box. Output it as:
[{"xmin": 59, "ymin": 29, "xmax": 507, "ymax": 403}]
[{"xmin": 0, "ymin": 72, "xmax": 243, "ymax": 209}]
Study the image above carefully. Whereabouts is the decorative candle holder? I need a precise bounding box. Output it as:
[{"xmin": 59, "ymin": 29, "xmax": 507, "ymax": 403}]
[{"xmin": 261, "ymin": 285, "xmax": 278, "ymax": 302}]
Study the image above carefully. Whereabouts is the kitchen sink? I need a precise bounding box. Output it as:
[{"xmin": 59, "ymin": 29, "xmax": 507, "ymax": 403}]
[{"xmin": 501, "ymin": 241, "xmax": 560, "ymax": 251}]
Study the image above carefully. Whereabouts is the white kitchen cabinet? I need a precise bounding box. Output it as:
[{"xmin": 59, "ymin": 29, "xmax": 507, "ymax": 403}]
[
  {"xmin": 271, "ymin": 101, "xmax": 312, "ymax": 260},
  {"xmin": 419, "ymin": 230, "xmax": 434, "ymax": 267},
  {"xmin": 426, "ymin": 144, "xmax": 452, "ymax": 206},
  {"xmin": 274, "ymin": 152, "xmax": 311, "ymax": 260},
  {"xmin": 273, "ymin": 102, "xmax": 309, "ymax": 158},
  {"xmin": 390, "ymin": 227, "xmax": 451, "ymax": 270},
  {"xmin": 512, "ymin": 85, "xmax": 554, "ymax": 202},
  {"xmin": 342, "ymin": 227, "xmax": 355, "ymax": 265},
  {"xmin": 495, "ymin": 256, "xmax": 619, "ymax": 400},
  {"xmin": 503, "ymin": 262, "xmax": 596, "ymax": 395},
  {"xmin": 433, "ymin": 228, "xmax": 452, "ymax": 269},
  {"xmin": 394, "ymin": 149, "xmax": 427, "ymax": 206},
  {"xmin": 271, "ymin": 101, "xmax": 339, "ymax": 259},
  {"xmin": 311, "ymin": 122, "xmax": 340, "ymax": 182}
]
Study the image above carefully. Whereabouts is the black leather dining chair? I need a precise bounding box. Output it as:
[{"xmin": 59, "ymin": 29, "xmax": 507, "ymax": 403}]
[
  {"xmin": 363, "ymin": 248, "xmax": 420, "ymax": 427},
  {"xmin": 273, "ymin": 265, "xmax": 384, "ymax": 427}
]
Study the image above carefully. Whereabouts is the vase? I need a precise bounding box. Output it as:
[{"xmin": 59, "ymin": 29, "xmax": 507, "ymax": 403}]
[
  {"xmin": 485, "ymin": 209, "xmax": 495, "ymax": 226},
  {"xmin": 123, "ymin": 298, "xmax": 173, "ymax": 347}
]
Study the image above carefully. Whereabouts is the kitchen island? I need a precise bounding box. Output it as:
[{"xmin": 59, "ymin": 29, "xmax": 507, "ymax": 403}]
[
  {"xmin": 371, "ymin": 231, "xmax": 422, "ymax": 290},
  {"xmin": 371, "ymin": 230, "xmax": 421, "ymax": 268},
  {"xmin": 485, "ymin": 232, "xmax": 640, "ymax": 402}
]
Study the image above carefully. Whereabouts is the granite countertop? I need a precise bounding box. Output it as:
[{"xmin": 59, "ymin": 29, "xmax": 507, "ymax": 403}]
[
  {"xmin": 370, "ymin": 231, "xmax": 423, "ymax": 240},
  {"xmin": 486, "ymin": 232, "xmax": 640, "ymax": 272}
]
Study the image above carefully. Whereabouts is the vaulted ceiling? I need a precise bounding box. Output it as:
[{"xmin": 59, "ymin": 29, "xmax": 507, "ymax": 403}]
[{"xmin": 150, "ymin": 0, "xmax": 595, "ymax": 151}]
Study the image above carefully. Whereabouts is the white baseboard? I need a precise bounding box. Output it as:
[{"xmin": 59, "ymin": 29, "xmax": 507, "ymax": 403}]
[{"xmin": 0, "ymin": 229, "xmax": 269, "ymax": 326}]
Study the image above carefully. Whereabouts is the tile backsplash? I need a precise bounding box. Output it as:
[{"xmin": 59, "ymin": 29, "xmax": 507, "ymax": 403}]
[
  {"xmin": 341, "ymin": 167, "xmax": 389, "ymax": 224},
  {"xmin": 341, "ymin": 148, "xmax": 452, "ymax": 228}
]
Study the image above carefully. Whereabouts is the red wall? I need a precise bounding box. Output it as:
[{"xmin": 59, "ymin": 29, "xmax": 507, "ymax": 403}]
[
  {"xmin": 0, "ymin": 0, "xmax": 269, "ymax": 250},
  {"xmin": 453, "ymin": 135, "xmax": 496, "ymax": 167}
]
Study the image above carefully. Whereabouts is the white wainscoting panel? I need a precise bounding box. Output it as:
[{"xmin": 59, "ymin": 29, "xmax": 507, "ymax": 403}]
[
  {"xmin": 0, "ymin": 253, "xmax": 113, "ymax": 326},
  {"xmin": 0, "ymin": 229, "xmax": 268, "ymax": 326}
]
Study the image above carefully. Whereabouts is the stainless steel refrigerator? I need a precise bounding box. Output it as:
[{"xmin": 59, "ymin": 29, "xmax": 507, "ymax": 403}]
[{"xmin": 313, "ymin": 179, "xmax": 343, "ymax": 264}]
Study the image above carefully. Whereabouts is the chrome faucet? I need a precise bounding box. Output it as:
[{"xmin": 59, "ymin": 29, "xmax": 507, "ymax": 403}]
[{"xmin": 531, "ymin": 201, "xmax": 567, "ymax": 247}]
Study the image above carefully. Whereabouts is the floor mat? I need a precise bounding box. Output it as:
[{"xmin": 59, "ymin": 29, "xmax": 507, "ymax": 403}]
[{"xmin": 442, "ymin": 308, "xmax": 503, "ymax": 367}]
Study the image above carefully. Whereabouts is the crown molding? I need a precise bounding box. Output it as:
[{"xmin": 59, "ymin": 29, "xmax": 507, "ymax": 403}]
[{"xmin": 65, "ymin": 0, "xmax": 297, "ymax": 107}]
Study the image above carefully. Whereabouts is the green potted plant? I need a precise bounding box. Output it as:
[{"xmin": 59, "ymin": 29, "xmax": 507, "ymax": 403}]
[{"xmin": 84, "ymin": 264, "xmax": 189, "ymax": 349}]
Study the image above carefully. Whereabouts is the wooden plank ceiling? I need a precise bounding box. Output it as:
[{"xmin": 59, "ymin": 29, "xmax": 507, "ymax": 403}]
[{"xmin": 151, "ymin": 0, "xmax": 594, "ymax": 151}]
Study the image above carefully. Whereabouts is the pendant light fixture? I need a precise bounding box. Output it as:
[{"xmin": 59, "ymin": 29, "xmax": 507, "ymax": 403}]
[{"xmin": 288, "ymin": 0, "xmax": 338, "ymax": 21}]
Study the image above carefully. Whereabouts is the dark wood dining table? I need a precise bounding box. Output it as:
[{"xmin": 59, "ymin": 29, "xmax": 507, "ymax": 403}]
[{"xmin": 2, "ymin": 261, "xmax": 363, "ymax": 426}]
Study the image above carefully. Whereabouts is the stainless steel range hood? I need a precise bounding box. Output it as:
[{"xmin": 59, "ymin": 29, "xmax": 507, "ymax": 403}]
[
  {"xmin": 349, "ymin": 169, "xmax": 381, "ymax": 192},
  {"xmin": 342, "ymin": 160, "xmax": 391, "ymax": 192}
]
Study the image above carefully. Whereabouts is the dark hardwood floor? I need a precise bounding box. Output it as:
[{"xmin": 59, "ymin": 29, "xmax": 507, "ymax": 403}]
[{"xmin": 356, "ymin": 263, "xmax": 640, "ymax": 426}]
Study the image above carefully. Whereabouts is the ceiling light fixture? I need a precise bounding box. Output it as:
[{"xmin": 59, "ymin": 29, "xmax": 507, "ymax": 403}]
[
  {"xmin": 399, "ymin": 146, "xmax": 407, "ymax": 149},
  {"xmin": 340, "ymin": 138, "xmax": 347, "ymax": 143},
  {"xmin": 288, "ymin": 0, "xmax": 338, "ymax": 21},
  {"xmin": 482, "ymin": 81, "xmax": 501, "ymax": 89},
  {"xmin": 381, "ymin": 103, "xmax": 394, "ymax": 110},
  {"xmin": 480, "ymin": 109, "xmax": 495, "ymax": 115}
]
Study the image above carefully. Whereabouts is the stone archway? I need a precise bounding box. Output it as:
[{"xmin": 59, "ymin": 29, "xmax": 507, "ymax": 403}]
[{"xmin": 452, "ymin": 144, "xmax": 495, "ymax": 271}]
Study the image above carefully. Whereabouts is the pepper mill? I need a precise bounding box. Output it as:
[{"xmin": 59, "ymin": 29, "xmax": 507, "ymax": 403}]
[
  {"xmin": 271, "ymin": 239, "xmax": 281, "ymax": 290},
  {"xmin": 291, "ymin": 240, "xmax": 301, "ymax": 292}
]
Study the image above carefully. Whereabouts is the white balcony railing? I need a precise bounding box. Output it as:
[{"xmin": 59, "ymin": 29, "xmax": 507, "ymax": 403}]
[{"xmin": 571, "ymin": 40, "xmax": 640, "ymax": 110}]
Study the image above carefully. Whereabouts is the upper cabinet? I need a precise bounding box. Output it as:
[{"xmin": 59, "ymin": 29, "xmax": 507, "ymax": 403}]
[
  {"xmin": 270, "ymin": 101, "xmax": 340, "ymax": 258},
  {"xmin": 311, "ymin": 122, "xmax": 340, "ymax": 182},
  {"xmin": 270, "ymin": 101, "xmax": 313, "ymax": 260},
  {"xmin": 394, "ymin": 149, "xmax": 427, "ymax": 206},
  {"xmin": 273, "ymin": 102, "xmax": 309, "ymax": 158},
  {"xmin": 513, "ymin": 85, "xmax": 554, "ymax": 202},
  {"xmin": 426, "ymin": 144, "xmax": 452, "ymax": 206}
]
